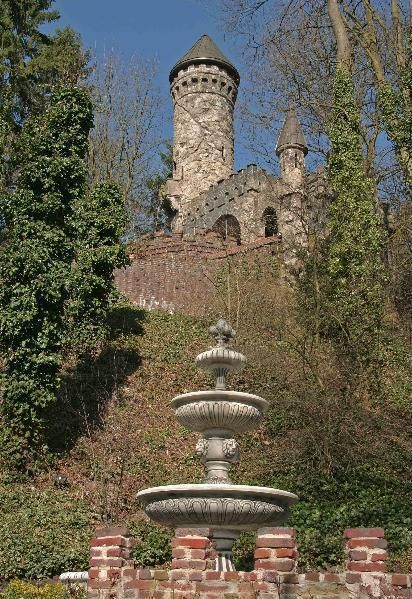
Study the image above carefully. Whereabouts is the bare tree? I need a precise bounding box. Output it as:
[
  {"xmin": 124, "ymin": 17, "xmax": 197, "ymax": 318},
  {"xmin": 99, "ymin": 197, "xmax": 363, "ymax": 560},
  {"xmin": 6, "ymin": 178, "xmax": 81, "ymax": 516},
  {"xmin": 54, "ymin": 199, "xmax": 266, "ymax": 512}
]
[
  {"xmin": 216, "ymin": 0, "xmax": 409, "ymax": 197},
  {"xmin": 88, "ymin": 52, "xmax": 164, "ymax": 238}
]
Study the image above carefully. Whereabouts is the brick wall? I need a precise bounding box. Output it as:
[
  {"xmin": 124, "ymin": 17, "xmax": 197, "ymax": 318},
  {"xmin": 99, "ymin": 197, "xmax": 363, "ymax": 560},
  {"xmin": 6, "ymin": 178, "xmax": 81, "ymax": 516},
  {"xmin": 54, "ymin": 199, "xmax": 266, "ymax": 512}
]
[
  {"xmin": 88, "ymin": 526, "xmax": 411, "ymax": 598},
  {"xmin": 115, "ymin": 232, "xmax": 281, "ymax": 315}
]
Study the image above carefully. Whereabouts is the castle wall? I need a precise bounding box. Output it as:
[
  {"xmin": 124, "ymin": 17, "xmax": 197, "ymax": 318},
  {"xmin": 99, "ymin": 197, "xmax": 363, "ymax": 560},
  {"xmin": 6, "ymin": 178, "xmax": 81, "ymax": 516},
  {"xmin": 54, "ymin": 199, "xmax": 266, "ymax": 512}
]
[
  {"xmin": 88, "ymin": 526, "xmax": 409, "ymax": 599},
  {"xmin": 166, "ymin": 63, "xmax": 237, "ymax": 211},
  {"xmin": 114, "ymin": 233, "xmax": 281, "ymax": 315}
]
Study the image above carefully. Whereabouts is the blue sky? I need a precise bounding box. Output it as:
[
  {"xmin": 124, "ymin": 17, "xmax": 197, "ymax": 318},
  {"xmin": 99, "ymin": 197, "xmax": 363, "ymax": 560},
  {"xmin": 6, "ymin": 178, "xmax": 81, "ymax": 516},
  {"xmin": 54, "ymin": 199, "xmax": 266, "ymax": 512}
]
[{"xmin": 50, "ymin": 0, "xmax": 257, "ymax": 168}]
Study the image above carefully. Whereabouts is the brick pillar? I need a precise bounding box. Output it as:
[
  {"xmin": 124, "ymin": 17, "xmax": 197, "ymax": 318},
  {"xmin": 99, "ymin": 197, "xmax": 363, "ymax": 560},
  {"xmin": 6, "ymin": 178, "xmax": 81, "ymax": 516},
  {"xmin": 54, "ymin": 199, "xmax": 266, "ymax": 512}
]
[
  {"xmin": 255, "ymin": 527, "xmax": 298, "ymax": 598},
  {"xmin": 171, "ymin": 527, "xmax": 217, "ymax": 573},
  {"xmin": 88, "ymin": 527, "xmax": 132, "ymax": 599},
  {"xmin": 344, "ymin": 528, "xmax": 388, "ymax": 579}
]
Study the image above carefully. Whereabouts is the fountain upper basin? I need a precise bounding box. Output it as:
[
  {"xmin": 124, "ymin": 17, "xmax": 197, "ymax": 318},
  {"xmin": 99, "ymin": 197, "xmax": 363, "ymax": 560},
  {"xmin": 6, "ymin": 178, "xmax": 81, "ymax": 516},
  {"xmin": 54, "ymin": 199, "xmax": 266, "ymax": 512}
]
[
  {"xmin": 171, "ymin": 390, "xmax": 268, "ymax": 434},
  {"xmin": 137, "ymin": 483, "xmax": 298, "ymax": 530}
]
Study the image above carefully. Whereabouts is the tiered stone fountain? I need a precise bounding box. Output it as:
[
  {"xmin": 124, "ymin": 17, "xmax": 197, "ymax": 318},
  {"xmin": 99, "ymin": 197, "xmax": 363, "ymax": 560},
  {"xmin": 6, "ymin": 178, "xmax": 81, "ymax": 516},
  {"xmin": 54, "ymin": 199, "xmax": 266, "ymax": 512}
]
[{"xmin": 137, "ymin": 319, "xmax": 298, "ymax": 571}]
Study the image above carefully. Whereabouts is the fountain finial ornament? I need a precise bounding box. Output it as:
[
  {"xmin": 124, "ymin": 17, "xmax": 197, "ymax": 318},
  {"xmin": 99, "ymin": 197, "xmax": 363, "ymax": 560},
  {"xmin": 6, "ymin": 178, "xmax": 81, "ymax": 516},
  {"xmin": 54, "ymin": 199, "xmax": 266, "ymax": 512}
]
[
  {"xmin": 137, "ymin": 319, "xmax": 298, "ymax": 571},
  {"xmin": 209, "ymin": 318, "xmax": 235, "ymax": 347}
]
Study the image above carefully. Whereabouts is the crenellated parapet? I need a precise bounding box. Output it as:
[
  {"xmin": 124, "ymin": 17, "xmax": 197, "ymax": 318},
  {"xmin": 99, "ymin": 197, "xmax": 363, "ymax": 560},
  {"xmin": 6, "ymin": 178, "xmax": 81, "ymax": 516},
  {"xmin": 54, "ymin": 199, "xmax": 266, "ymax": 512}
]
[{"xmin": 170, "ymin": 63, "xmax": 238, "ymax": 106}]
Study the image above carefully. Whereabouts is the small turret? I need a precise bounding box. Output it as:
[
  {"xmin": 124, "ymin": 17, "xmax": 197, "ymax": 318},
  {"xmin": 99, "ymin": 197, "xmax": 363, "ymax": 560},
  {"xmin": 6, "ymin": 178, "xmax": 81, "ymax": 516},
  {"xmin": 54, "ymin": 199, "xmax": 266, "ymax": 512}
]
[{"xmin": 276, "ymin": 107, "xmax": 307, "ymax": 189}]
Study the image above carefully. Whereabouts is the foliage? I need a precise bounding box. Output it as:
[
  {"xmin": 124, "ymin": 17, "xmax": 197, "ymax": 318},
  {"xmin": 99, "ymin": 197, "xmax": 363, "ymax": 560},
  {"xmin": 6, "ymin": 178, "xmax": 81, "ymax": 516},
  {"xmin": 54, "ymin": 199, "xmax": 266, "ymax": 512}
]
[
  {"xmin": 64, "ymin": 184, "xmax": 129, "ymax": 355},
  {"xmin": 0, "ymin": 486, "xmax": 91, "ymax": 580},
  {"xmin": 0, "ymin": 87, "xmax": 93, "ymax": 470},
  {"xmin": 0, "ymin": 1, "xmax": 89, "ymax": 127},
  {"xmin": 3, "ymin": 581, "xmax": 70, "ymax": 599},
  {"xmin": 3, "ymin": 581, "xmax": 85, "ymax": 599},
  {"xmin": 129, "ymin": 521, "xmax": 172, "ymax": 568},
  {"xmin": 322, "ymin": 65, "xmax": 385, "ymax": 361}
]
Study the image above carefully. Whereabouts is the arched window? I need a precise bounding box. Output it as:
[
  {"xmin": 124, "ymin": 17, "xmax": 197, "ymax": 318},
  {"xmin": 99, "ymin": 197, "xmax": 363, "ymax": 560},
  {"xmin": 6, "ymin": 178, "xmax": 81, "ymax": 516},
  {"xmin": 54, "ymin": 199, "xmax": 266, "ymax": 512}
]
[
  {"xmin": 212, "ymin": 214, "xmax": 241, "ymax": 244},
  {"xmin": 262, "ymin": 207, "xmax": 278, "ymax": 237}
]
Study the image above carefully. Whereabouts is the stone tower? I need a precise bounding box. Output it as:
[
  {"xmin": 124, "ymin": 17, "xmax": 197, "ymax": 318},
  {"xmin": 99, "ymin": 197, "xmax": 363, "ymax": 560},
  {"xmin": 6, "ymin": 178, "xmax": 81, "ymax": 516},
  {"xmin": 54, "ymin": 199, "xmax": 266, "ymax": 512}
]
[
  {"xmin": 165, "ymin": 34, "xmax": 240, "ymax": 231},
  {"xmin": 276, "ymin": 107, "xmax": 308, "ymax": 190}
]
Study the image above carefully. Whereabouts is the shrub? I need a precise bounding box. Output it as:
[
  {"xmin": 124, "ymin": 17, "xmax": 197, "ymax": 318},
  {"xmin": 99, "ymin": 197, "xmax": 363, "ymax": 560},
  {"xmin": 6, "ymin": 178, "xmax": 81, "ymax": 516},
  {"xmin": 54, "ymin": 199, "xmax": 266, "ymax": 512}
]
[
  {"xmin": 3, "ymin": 580, "xmax": 86, "ymax": 599},
  {"xmin": 0, "ymin": 487, "xmax": 91, "ymax": 580},
  {"xmin": 129, "ymin": 521, "xmax": 172, "ymax": 568}
]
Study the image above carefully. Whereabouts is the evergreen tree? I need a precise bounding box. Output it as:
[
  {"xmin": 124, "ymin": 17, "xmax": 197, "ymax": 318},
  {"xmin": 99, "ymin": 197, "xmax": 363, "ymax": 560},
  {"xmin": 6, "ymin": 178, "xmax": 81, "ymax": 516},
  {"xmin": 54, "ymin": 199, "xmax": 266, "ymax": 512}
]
[
  {"xmin": 0, "ymin": 1, "xmax": 89, "ymax": 127},
  {"xmin": 0, "ymin": 88, "xmax": 93, "ymax": 470}
]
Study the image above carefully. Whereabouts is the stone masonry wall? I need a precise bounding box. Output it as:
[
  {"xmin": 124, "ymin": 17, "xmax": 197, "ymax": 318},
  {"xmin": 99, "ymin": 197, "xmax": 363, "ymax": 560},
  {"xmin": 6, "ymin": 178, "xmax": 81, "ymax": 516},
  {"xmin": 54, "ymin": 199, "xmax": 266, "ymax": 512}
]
[
  {"xmin": 88, "ymin": 526, "xmax": 411, "ymax": 599},
  {"xmin": 166, "ymin": 63, "xmax": 238, "ymax": 212},
  {"xmin": 114, "ymin": 232, "xmax": 281, "ymax": 315}
]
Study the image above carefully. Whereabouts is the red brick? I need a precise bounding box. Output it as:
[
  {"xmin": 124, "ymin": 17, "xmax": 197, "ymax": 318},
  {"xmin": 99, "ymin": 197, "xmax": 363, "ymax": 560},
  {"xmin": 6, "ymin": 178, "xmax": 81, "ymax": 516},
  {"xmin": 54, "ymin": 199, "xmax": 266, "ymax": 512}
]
[
  {"xmin": 392, "ymin": 574, "xmax": 409, "ymax": 587},
  {"xmin": 347, "ymin": 538, "xmax": 387, "ymax": 549},
  {"xmin": 88, "ymin": 580, "xmax": 113, "ymax": 589},
  {"xmin": 254, "ymin": 548, "xmax": 271, "ymax": 559},
  {"xmin": 153, "ymin": 570, "xmax": 168, "ymax": 580},
  {"xmin": 344, "ymin": 528, "xmax": 385, "ymax": 539},
  {"xmin": 346, "ymin": 561, "xmax": 387, "ymax": 572},
  {"xmin": 172, "ymin": 558, "xmax": 206, "ymax": 571},
  {"xmin": 89, "ymin": 557, "xmax": 123, "ymax": 568},
  {"xmin": 88, "ymin": 568, "xmax": 100, "ymax": 579},
  {"xmin": 107, "ymin": 548, "xmax": 123, "ymax": 557},
  {"xmin": 195, "ymin": 582, "xmax": 228, "ymax": 592},
  {"xmin": 371, "ymin": 551, "xmax": 388, "ymax": 561},
  {"xmin": 189, "ymin": 571, "xmax": 204, "ymax": 581},
  {"xmin": 172, "ymin": 537, "xmax": 209, "ymax": 549},
  {"xmin": 123, "ymin": 580, "xmax": 154, "ymax": 590},
  {"xmin": 187, "ymin": 549, "xmax": 206, "ymax": 559},
  {"xmin": 275, "ymin": 548, "xmax": 297, "ymax": 558},
  {"xmin": 172, "ymin": 548, "xmax": 186, "ymax": 559},
  {"xmin": 256, "ymin": 537, "xmax": 295, "ymax": 549},
  {"xmin": 223, "ymin": 572, "xmax": 239, "ymax": 580},
  {"xmin": 90, "ymin": 548, "xmax": 104, "ymax": 557},
  {"xmin": 242, "ymin": 572, "xmax": 257, "ymax": 581},
  {"xmin": 324, "ymin": 573, "xmax": 341, "ymax": 583},
  {"xmin": 349, "ymin": 550, "xmax": 368, "ymax": 561},
  {"xmin": 122, "ymin": 568, "xmax": 137, "ymax": 579},
  {"xmin": 137, "ymin": 569, "xmax": 153, "ymax": 580},
  {"xmin": 346, "ymin": 572, "xmax": 362, "ymax": 583},
  {"xmin": 255, "ymin": 558, "xmax": 294, "ymax": 571},
  {"xmin": 205, "ymin": 571, "xmax": 221, "ymax": 580},
  {"xmin": 305, "ymin": 572, "xmax": 320, "ymax": 581}
]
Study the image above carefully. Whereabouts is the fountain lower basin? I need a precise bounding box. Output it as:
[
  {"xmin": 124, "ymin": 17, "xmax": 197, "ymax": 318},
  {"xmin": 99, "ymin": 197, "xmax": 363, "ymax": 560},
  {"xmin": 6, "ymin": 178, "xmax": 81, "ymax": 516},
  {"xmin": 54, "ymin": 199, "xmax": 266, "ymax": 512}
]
[{"xmin": 137, "ymin": 484, "xmax": 298, "ymax": 558}]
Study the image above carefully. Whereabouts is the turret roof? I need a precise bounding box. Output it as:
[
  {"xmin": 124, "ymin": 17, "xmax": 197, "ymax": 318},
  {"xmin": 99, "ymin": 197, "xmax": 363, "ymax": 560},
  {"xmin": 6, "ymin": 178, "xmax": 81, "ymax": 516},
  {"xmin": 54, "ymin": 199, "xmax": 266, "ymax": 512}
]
[
  {"xmin": 169, "ymin": 34, "xmax": 240, "ymax": 84},
  {"xmin": 276, "ymin": 107, "xmax": 308, "ymax": 156}
]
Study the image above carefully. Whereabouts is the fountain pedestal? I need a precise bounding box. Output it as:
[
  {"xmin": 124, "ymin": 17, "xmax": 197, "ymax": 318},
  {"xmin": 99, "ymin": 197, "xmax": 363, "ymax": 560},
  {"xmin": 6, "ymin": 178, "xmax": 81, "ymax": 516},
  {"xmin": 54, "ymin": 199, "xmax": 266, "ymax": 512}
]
[{"xmin": 137, "ymin": 319, "xmax": 298, "ymax": 570}]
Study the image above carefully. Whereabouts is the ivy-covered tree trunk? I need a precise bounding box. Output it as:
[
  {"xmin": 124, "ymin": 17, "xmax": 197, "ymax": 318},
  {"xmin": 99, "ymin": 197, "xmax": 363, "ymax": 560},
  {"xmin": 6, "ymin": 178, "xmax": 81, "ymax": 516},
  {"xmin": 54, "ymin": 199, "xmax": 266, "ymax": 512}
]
[
  {"xmin": 0, "ymin": 88, "xmax": 93, "ymax": 470},
  {"xmin": 325, "ymin": 65, "xmax": 386, "ymax": 361}
]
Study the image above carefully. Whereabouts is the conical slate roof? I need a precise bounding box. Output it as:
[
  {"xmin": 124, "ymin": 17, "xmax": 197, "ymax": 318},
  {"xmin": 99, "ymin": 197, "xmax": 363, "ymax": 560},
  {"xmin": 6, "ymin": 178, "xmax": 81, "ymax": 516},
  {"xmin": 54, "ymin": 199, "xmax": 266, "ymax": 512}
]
[
  {"xmin": 276, "ymin": 107, "xmax": 308, "ymax": 156},
  {"xmin": 169, "ymin": 34, "xmax": 240, "ymax": 84}
]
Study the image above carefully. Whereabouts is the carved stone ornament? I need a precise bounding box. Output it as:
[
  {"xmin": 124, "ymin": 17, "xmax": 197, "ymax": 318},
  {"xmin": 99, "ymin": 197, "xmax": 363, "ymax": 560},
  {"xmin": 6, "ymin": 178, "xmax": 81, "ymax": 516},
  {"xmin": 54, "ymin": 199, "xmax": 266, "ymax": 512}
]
[
  {"xmin": 195, "ymin": 438, "xmax": 209, "ymax": 458},
  {"xmin": 223, "ymin": 438, "xmax": 240, "ymax": 461}
]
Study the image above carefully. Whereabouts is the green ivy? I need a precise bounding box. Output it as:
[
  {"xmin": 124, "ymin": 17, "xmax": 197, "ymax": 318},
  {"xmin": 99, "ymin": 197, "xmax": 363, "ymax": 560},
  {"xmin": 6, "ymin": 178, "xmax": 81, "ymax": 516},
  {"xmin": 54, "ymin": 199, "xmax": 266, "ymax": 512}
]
[
  {"xmin": 324, "ymin": 65, "xmax": 386, "ymax": 362},
  {"xmin": 0, "ymin": 486, "xmax": 91, "ymax": 580},
  {"xmin": 129, "ymin": 521, "xmax": 172, "ymax": 568},
  {"xmin": 0, "ymin": 88, "xmax": 93, "ymax": 470},
  {"xmin": 64, "ymin": 183, "xmax": 128, "ymax": 355}
]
